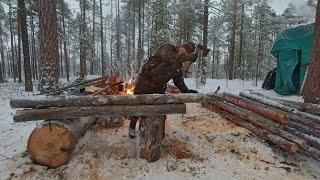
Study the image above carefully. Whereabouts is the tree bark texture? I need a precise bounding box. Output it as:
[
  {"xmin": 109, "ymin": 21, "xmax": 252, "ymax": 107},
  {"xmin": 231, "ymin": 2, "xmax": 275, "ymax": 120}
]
[
  {"xmin": 228, "ymin": 0, "xmax": 238, "ymax": 80},
  {"xmin": 13, "ymin": 104, "xmax": 186, "ymax": 122},
  {"xmin": 223, "ymin": 93, "xmax": 289, "ymax": 124},
  {"xmin": 11, "ymin": 93, "xmax": 222, "ymax": 109},
  {"xmin": 18, "ymin": 0, "xmax": 33, "ymax": 91},
  {"xmin": 206, "ymin": 104, "xmax": 300, "ymax": 153},
  {"xmin": 302, "ymin": 1, "xmax": 320, "ymax": 103},
  {"xmin": 139, "ymin": 115, "xmax": 166, "ymax": 162},
  {"xmin": 39, "ymin": 0, "xmax": 59, "ymax": 93},
  {"xmin": 27, "ymin": 117, "xmax": 96, "ymax": 168}
]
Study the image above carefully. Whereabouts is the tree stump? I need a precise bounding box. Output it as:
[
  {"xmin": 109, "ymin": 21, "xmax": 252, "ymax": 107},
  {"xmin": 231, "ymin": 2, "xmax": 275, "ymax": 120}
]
[
  {"xmin": 27, "ymin": 117, "xmax": 96, "ymax": 168},
  {"xmin": 139, "ymin": 115, "xmax": 166, "ymax": 162}
]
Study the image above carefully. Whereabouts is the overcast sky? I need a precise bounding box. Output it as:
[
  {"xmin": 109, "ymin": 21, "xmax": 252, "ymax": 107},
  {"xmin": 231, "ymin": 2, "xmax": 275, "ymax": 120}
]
[
  {"xmin": 271, "ymin": 0, "xmax": 308, "ymax": 14},
  {"xmin": 270, "ymin": 0, "xmax": 291, "ymax": 14}
]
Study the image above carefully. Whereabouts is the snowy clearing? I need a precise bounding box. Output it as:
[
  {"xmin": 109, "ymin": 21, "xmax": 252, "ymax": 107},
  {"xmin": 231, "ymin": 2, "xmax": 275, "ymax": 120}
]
[{"xmin": 1, "ymin": 79, "xmax": 320, "ymax": 180}]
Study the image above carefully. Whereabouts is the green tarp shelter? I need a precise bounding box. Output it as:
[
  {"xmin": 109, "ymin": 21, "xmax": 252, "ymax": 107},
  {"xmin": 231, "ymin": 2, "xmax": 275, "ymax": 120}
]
[{"xmin": 271, "ymin": 23, "xmax": 314, "ymax": 95}]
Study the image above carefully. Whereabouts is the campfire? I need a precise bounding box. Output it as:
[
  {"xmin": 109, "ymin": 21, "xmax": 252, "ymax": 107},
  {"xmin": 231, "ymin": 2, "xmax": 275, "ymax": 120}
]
[{"xmin": 124, "ymin": 80, "xmax": 136, "ymax": 95}]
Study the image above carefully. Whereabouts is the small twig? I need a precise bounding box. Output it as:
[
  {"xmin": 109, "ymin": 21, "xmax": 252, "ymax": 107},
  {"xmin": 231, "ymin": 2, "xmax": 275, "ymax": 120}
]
[{"xmin": 0, "ymin": 154, "xmax": 10, "ymax": 161}]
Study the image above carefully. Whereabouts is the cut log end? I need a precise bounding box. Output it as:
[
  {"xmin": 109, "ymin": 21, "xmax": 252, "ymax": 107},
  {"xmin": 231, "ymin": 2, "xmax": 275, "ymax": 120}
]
[{"xmin": 27, "ymin": 122, "xmax": 75, "ymax": 168}]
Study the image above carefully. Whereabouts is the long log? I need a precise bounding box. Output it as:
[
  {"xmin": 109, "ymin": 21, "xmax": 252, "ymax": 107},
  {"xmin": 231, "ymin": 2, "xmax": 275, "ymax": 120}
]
[
  {"xmin": 249, "ymin": 91, "xmax": 320, "ymax": 115},
  {"xmin": 222, "ymin": 93, "xmax": 289, "ymax": 124},
  {"xmin": 27, "ymin": 117, "xmax": 96, "ymax": 168},
  {"xmin": 45, "ymin": 76, "xmax": 109, "ymax": 95},
  {"xmin": 13, "ymin": 104, "xmax": 187, "ymax": 122},
  {"xmin": 10, "ymin": 93, "xmax": 223, "ymax": 109},
  {"xmin": 240, "ymin": 92, "xmax": 320, "ymax": 124},
  {"xmin": 206, "ymin": 105, "xmax": 300, "ymax": 153},
  {"xmin": 209, "ymin": 102, "xmax": 308, "ymax": 148},
  {"xmin": 285, "ymin": 126, "xmax": 320, "ymax": 150},
  {"xmin": 240, "ymin": 92, "xmax": 320, "ymax": 132}
]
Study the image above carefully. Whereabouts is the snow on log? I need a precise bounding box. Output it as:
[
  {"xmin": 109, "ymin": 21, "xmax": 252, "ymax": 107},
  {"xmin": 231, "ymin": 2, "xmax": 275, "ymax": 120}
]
[
  {"xmin": 13, "ymin": 104, "xmax": 186, "ymax": 122},
  {"xmin": 222, "ymin": 93, "xmax": 289, "ymax": 124},
  {"xmin": 27, "ymin": 117, "xmax": 96, "ymax": 168},
  {"xmin": 209, "ymin": 102, "xmax": 308, "ymax": 148},
  {"xmin": 285, "ymin": 126, "xmax": 320, "ymax": 150},
  {"xmin": 205, "ymin": 104, "xmax": 300, "ymax": 153},
  {"xmin": 239, "ymin": 92, "xmax": 320, "ymax": 124},
  {"xmin": 10, "ymin": 93, "xmax": 222, "ymax": 109}
]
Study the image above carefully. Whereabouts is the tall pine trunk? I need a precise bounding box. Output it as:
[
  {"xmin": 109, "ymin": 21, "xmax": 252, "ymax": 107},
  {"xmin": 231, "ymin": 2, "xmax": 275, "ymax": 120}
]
[
  {"xmin": 238, "ymin": 3, "xmax": 245, "ymax": 70},
  {"xmin": 17, "ymin": 18, "xmax": 22, "ymax": 83},
  {"xmin": 256, "ymin": 7, "xmax": 265, "ymax": 86},
  {"xmin": 0, "ymin": 23, "xmax": 5, "ymax": 82},
  {"xmin": 302, "ymin": 0, "xmax": 320, "ymax": 103},
  {"xmin": 228, "ymin": 0, "xmax": 238, "ymax": 80},
  {"xmin": 116, "ymin": 0, "xmax": 121, "ymax": 76},
  {"xmin": 137, "ymin": 0, "xmax": 144, "ymax": 73},
  {"xmin": 90, "ymin": 0, "xmax": 96, "ymax": 75},
  {"xmin": 100, "ymin": 0, "xmax": 105, "ymax": 75},
  {"xmin": 80, "ymin": 0, "xmax": 87, "ymax": 75},
  {"xmin": 39, "ymin": 0, "xmax": 59, "ymax": 93},
  {"xmin": 18, "ymin": 0, "xmax": 33, "ymax": 91},
  {"xmin": 61, "ymin": 0, "xmax": 69, "ymax": 81},
  {"xmin": 110, "ymin": 0, "xmax": 113, "ymax": 76},
  {"xmin": 9, "ymin": 0, "xmax": 16, "ymax": 82}
]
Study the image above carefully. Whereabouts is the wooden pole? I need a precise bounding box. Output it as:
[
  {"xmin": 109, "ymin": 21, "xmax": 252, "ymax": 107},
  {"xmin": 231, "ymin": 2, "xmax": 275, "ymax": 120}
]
[
  {"xmin": 10, "ymin": 93, "xmax": 222, "ymax": 109},
  {"xmin": 223, "ymin": 93, "xmax": 289, "ymax": 124},
  {"xmin": 139, "ymin": 115, "xmax": 166, "ymax": 162},
  {"xmin": 240, "ymin": 92, "xmax": 320, "ymax": 124},
  {"xmin": 28, "ymin": 117, "xmax": 96, "ymax": 168},
  {"xmin": 13, "ymin": 104, "xmax": 186, "ymax": 122}
]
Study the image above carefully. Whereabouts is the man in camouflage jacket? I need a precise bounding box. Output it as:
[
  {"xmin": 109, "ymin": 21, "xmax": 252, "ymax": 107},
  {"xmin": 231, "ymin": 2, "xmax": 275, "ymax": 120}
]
[{"xmin": 129, "ymin": 43, "xmax": 198, "ymax": 138}]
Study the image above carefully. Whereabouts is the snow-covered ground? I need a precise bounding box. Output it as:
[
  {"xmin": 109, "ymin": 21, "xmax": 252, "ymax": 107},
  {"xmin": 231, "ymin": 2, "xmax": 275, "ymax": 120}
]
[{"xmin": 1, "ymin": 79, "xmax": 319, "ymax": 180}]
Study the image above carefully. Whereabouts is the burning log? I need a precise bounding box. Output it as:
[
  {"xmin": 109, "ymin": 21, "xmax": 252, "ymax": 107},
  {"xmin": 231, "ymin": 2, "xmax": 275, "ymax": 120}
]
[
  {"xmin": 27, "ymin": 117, "xmax": 96, "ymax": 168},
  {"xmin": 222, "ymin": 93, "xmax": 289, "ymax": 124},
  {"xmin": 205, "ymin": 104, "xmax": 300, "ymax": 153},
  {"xmin": 13, "ymin": 104, "xmax": 187, "ymax": 122},
  {"xmin": 10, "ymin": 93, "xmax": 223, "ymax": 109},
  {"xmin": 207, "ymin": 102, "xmax": 308, "ymax": 148}
]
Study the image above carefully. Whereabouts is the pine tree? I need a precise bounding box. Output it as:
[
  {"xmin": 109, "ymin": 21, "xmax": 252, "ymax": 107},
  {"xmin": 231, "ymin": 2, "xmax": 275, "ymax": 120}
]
[
  {"xmin": 39, "ymin": 0, "xmax": 59, "ymax": 93},
  {"xmin": 302, "ymin": 0, "xmax": 320, "ymax": 103},
  {"xmin": 18, "ymin": 0, "xmax": 33, "ymax": 91}
]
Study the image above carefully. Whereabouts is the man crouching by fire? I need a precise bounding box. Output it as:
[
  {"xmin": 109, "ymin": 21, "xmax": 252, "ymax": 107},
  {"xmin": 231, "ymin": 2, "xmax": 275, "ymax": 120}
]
[{"xmin": 129, "ymin": 42, "xmax": 208, "ymax": 138}]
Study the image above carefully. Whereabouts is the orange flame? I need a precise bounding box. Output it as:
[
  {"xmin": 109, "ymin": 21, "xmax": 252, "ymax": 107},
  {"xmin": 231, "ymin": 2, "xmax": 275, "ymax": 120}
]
[{"xmin": 125, "ymin": 80, "xmax": 136, "ymax": 95}]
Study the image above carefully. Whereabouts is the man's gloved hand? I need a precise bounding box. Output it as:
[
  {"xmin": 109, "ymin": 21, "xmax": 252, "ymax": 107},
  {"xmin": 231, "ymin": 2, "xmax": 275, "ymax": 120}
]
[{"xmin": 186, "ymin": 89, "xmax": 198, "ymax": 93}]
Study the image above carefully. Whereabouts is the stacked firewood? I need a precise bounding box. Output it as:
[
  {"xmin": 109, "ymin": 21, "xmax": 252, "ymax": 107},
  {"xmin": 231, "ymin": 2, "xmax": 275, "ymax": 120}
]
[{"xmin": 203, "ymin": 92, "xmax": 320, "ymax": 161}]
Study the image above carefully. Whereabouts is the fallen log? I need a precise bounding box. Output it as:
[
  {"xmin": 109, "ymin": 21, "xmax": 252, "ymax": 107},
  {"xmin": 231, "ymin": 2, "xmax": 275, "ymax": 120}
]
[
  {"xmin": 13, "ymin": 104, "xmax": 187, "ymax": 122},
  {"xmin": 209, "ymin": 102, "xmax": 308, "ymax": 148},
  {"xmin": 27, "ymin": 117, "xmax": 96, "ymax": 168},
  {"xmin": 287, "ymin": 121, "xmax": 320, "ymax": 138},
  {"xmin": 285, "ymin": 126, "xmax": 320, "ymax": 150},
  {"xmin": 10, "ymin": 93, "xmax": 223, "ymax": 109},
  {"xmin": 249, "ymin": 91, "xmax": 320, "ymax": 115},
  {"xmin": 222, "ymin": 93, "xmax": 289, "ymax": 124},
  {"xmin": 45, "ymin": 76, "xmax": 110, "ymax": 95},
  {"xmin": 206, "ymin": 105, "xmax": 300, "ymax": 153},
  {"xmin": 139, "ymin": 115, "xmax": 166, "ymax": 162},
  {"xmin": 240, "ymin": 92, "xmax": 320, "ymax": 124}
]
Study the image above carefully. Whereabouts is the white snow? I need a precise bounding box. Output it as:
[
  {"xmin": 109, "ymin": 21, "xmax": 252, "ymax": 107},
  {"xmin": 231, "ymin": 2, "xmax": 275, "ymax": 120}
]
[{"xmin": 1, "ymin": 78, "xmax": 319, "ymax": 180}]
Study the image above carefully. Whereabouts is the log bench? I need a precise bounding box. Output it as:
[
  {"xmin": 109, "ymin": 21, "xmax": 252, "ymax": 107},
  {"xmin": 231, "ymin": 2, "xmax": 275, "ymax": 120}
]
[{"xmin": 11, "ymin": 93, "xmax": 222, "ymax": 168}]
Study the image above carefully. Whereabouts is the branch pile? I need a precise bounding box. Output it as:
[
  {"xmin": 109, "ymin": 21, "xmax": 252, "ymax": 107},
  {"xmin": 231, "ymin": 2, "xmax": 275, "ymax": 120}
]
[{"xmin": 203, "ymin": 92, "xmax": 320, "ymax": 161}]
